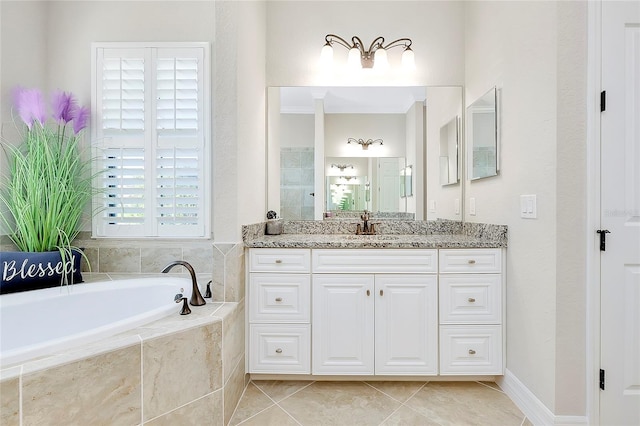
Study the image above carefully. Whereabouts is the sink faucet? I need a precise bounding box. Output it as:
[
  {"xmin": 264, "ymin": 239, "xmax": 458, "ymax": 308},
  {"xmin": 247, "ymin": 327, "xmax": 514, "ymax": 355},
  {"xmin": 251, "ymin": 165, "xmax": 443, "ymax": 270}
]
[
  {"xmin": 162, "ymin": 261, "xmax": 206, "ymax": 306},
  {"xmin": 356, "ymin": 210, "xmax": 377, "ymax": 235}
]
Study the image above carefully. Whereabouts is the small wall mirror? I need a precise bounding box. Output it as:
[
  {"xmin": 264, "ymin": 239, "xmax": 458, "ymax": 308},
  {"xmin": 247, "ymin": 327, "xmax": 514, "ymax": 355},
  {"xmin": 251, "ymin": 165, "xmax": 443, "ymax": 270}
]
[
  {"xmin": 467, "ymin": 87, "xmax": 499, "ymax": 180},
  {"xmin": 439, "ymin": 116, "xmax": 460, "ymax": 186}
]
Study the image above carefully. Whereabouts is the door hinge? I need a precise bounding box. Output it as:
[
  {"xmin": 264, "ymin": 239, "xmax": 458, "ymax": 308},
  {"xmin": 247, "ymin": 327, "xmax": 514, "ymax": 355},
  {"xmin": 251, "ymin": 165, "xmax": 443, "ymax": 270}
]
[
  {"xmin": 597, "ymin": 229, "xmax": 611, "ymax": 251},
  {"xmin": 600, "ymin": 369, "xmax": 605, "ymax": 390},
  {"xmin": 600, "ymin": 91, "xmax": 606, "ymax": 112}
]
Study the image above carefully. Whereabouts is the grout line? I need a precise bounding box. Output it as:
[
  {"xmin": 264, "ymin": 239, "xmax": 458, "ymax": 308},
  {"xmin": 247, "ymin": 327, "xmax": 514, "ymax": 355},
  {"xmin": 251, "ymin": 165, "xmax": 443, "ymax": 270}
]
[
  {"xmin": 475, "ymin": 380, "xmax": 506, "ymax": 394},
  {"xmin": 228, "ymin": 381, "xmax": 261, "ymax": 426},
  {"xmin": 520, "ymin": 414, "xmax": 527, "ymax": 426},
  {"xmin": 144, "ymin": 390, "xmax": 217, "ymax": 424},
  {"xmin": 138, "ymin": 335, "xmax": 144, "ymax": 425},
  {"xmin": 271, "ymin": 380, "xmax": 315, "ymax": 404}
]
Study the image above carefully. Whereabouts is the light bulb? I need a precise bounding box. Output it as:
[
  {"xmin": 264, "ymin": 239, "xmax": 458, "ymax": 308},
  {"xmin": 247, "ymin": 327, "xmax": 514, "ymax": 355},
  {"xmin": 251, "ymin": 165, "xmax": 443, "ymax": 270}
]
[
  {"xmin": 373, "ymin": 48, "xmax": 389, "ymax": 72},
  {"xmin": 402, "ymin": 47, "xmax": 415, "ymax": 70},
  {"xmin": 320, "ymin": 43, "xmax": 333, "ymax": 67},
  {"xmin": 348, "ymin": 47, "xmax": 361, "ymax": 69}
]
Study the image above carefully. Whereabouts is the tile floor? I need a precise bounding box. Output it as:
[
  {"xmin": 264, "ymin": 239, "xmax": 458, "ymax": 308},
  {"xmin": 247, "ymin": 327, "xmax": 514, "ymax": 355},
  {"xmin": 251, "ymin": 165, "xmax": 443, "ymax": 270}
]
[{"xmin": 229, "ymin": 380, "xmax": 532, "ymax": 426}]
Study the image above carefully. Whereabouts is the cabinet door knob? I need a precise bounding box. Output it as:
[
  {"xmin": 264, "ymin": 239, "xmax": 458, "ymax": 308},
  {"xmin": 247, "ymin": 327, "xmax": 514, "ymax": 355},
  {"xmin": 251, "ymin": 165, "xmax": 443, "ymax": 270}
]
[
  {"xmin": 275, "ymin": 348, "xmax": 283, "ymax": 354},
  {"xmin": 275, "ymin": 297, "xmax": 283, "ymax": 302},
  {"xmin": 468, "ymin": 297, "xmax": 476, "ymax": 303},
  {"xmin": 366, "ymin": 289, "xmax": 371, "ymax": 296},
  {"xmin": 468, "ymin": 349, "xmax": 476, "ymax": 355},
  {"xmin": 275, "ymin": 259, "xmax": 283, "ymax": 264},
  {"xmin": 468, "ymin": 259, "xmax": 476, "ymax": 264},
  {"xmin": 380, "ymin": 290, "xmax": 384, "ymax": 296}
]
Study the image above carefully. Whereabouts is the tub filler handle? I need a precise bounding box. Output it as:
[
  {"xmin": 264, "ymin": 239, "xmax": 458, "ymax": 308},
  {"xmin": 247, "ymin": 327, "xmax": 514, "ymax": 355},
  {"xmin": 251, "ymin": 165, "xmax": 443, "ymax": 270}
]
[
  {"xmin": 162, "ymin": 261, "xmax": 206, "ymax": 306},
  {"xmin": 174, "ymin": 291, "xmax": 192, "ymax": 315}
]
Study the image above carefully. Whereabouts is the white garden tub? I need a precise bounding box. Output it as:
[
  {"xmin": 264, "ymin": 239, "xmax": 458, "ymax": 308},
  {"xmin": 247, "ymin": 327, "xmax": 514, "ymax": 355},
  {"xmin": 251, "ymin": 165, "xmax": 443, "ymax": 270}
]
[{"xmin": 0, "ymin": 276, "xmax": 192, "ymax": 366}]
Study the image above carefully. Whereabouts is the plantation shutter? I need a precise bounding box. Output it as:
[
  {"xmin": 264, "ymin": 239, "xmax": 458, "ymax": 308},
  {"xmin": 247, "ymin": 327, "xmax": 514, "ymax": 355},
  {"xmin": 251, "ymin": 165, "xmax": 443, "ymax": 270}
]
[{"xmin": 93, "ymin": 44, "xmax": 209, "ymax": 238}]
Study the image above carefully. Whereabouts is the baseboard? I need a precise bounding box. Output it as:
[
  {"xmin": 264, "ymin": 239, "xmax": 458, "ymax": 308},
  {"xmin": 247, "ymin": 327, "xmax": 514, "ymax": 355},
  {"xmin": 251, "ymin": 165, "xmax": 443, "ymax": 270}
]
[{"xmin": 497, "ymin": 369, "xmax": 589, "ymax": 426}]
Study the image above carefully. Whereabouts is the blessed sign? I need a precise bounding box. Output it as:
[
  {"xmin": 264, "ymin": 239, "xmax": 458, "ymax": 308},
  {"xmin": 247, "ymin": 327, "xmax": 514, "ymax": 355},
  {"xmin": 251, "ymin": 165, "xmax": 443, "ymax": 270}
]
[{"xmin": 0, "ymin": 251, "xmax": 83, "ymax": 294}]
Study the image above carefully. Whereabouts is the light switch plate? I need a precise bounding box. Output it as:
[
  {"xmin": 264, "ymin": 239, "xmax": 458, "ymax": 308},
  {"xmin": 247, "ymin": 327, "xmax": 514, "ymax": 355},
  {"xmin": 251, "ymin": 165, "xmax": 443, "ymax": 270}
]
[
  {"xmin": 469, "ymin": 198, "xmax": 476, "ymax": 216},
  {"xmin": 454, "ymin": 199, "xmax": 459, "ymax": 215},
  {"xmin": 429, "ymin": 200, "xmax": 436, "ymax": 213},
  {"xmin": 520, "ymin": 195, "xmax": 537, "ymax": 219}
]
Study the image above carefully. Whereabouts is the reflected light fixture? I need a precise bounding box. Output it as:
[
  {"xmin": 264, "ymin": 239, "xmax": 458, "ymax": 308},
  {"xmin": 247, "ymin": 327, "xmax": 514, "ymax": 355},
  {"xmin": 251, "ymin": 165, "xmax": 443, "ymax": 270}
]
[
  {"xmin": 331, "ymin": 163, "xmax": 354, "ymax": 171},
  {"xmin": 348, "ymin": 138, "xmax": 383, "ymax": 150},
  {"xmin": 321, "ymin": 34, "xmax": 415, "ymax": 71}
]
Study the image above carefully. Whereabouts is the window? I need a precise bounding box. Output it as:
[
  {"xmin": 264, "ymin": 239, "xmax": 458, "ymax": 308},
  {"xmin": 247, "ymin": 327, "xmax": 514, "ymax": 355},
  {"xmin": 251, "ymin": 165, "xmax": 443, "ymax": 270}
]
[{"xmin": 92, "ymin": 43, "xmax": 210, "ymax": 238}]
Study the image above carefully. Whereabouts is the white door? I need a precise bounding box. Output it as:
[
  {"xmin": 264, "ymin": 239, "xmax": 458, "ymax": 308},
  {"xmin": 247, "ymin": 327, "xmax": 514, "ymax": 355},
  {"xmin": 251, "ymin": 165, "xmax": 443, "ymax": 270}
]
[
  {"xmin": 600, "ymin": 1, "xmax": 640, "ymax": 425},
  {"xmin": 312, "ymin": 274, "xmax": 374, "ymax": 374},
  {"xmin": 375, "ymin": 275, "xmax": 438, "ymax": 375}
]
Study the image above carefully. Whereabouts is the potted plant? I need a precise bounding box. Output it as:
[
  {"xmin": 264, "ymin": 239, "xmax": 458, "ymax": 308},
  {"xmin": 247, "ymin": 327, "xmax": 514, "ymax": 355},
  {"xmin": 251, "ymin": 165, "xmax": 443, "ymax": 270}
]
[{"xmin": 0, "ymin": 87, "xmax": 95, "ymax": 294}]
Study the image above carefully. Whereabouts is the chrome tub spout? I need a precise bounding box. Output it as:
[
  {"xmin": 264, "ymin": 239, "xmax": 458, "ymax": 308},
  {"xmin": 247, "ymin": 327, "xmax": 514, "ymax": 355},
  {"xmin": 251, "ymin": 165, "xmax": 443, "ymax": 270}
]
[{"xmin": 162, "ymin": 261, "xmax": 206, "ymax": 306}]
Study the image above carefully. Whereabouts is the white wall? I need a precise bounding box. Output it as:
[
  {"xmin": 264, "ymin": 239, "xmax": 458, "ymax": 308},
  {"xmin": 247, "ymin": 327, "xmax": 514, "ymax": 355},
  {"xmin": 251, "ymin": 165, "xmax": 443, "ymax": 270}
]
[
  {"xmin": 1, "ymin": 0, "xmax": 267, "ymax": 242},
  {"xmin": 324, "ymin": 114, "xmax": 405, "ymax": 158},
  {"xmin": 281, "ymin": 114, "xmax": 314, "ymax": 148},
  {"xmin": 266, "ymin": 1, "xmax": 465, "ymax": 87},
  {"xmin": 465, "ymin": 0, "xmax": 587, "ymax": 415},
  {"xmin": 425, "ymin": 87, "xmax": 463, "ymax": 221}
]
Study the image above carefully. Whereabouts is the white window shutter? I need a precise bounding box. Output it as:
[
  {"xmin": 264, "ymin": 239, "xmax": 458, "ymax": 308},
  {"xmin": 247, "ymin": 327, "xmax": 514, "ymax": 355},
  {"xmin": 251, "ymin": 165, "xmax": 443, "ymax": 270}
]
[{"xmin": 93, "ymin": 44, "xmax": 209, "ymax": 239}]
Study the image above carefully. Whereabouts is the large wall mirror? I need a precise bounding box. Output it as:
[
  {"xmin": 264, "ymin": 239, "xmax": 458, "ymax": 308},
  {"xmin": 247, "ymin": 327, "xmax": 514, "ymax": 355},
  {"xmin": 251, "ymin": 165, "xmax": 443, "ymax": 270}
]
[
  {"xmin": 267, "ymin": 86, "xmax": 463, "ymax": 221},
  {"xmin": 467, "ymin": 87, "xmax": 499, "ymax": 180}
]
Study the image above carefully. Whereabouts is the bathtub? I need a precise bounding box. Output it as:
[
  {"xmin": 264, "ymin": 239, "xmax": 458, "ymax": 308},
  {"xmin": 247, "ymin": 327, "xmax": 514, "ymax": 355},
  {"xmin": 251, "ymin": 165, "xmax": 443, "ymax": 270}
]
[{"xmin": 0, "ymin": 276, "xmax": 192, "ymax": 367}]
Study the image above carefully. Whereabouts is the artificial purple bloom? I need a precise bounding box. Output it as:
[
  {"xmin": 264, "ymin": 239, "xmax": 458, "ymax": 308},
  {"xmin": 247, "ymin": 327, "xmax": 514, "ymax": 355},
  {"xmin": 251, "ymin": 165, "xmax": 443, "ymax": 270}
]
[
  {"xmin": 12, "ymin": 86, "xmax": 46, "ymax": 129},
  {"xmin": 72, "ymin": 106, "xmax": 90, "ymax": 134},
  {"xmin": 51, "ymin": 90, "xmax": 78, "ymax": 124}
]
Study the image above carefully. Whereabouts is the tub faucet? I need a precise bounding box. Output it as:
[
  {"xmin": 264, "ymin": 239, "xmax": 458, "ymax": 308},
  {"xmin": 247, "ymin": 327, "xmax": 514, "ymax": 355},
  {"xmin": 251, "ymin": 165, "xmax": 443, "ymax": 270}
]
[{"xmin": 162, "ymin": 261, "xmax": 206, "ymax": 306}]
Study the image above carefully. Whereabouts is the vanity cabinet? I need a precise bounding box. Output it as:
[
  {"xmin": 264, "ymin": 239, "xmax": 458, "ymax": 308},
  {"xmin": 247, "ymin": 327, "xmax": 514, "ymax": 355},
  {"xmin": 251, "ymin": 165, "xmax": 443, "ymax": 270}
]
[
  {"xmin": 312, "ymin": 273, "xmax": 438, "ymax": 375},
  {"xmin": 248, "ymin": 249, "xmax": 311, "ymax": 374},
  {"xmin": 247, "ymin": 246, "xmax": 504, "ymax": 377},
  {"xmin": 438, "ymin": 249, "xmax": 503, "ymax": 375}
]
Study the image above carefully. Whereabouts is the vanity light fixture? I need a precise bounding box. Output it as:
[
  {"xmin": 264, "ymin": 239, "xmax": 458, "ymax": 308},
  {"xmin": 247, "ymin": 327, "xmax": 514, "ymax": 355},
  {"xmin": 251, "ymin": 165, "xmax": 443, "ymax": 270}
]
[
  {"xmin": 348, "ymin": 138, "xmax": 383, "ymax": 150},
  {"xmin": 321, "ymin": 34, "xmax": 415, "ymax": 71},
  {"xmin": 331, "ymin": 163, "xmax": 354, "ymax": 171}
]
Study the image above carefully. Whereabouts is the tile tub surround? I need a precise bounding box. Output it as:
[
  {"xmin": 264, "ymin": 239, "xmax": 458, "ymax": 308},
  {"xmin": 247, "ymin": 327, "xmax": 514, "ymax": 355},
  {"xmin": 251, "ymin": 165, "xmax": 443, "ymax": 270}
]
[
  {"xmin": 242, "ymin": 220, "xmax": 507, "ymax": 249},
  {"xmin": 0, "ymin": 299, "xmax": 246, "ymax": 425},
  {"xmin": 228, "ymin": 380, "xmax": 531, "ymax": 426}
]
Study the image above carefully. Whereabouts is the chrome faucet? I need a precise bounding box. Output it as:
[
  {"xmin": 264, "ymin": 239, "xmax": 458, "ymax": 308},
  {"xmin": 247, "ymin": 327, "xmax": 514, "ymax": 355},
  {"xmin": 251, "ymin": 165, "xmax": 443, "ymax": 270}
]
[{"xmin": 162, "ymin": 261, "xmax": 206, "ymax": 306}]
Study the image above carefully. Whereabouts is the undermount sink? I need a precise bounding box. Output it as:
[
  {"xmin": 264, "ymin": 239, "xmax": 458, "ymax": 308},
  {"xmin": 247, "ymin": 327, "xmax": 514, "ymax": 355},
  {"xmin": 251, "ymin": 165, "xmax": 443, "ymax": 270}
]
[{"xmin": 342, "ymin": 235, "xmax": 400, "ymax": 240}]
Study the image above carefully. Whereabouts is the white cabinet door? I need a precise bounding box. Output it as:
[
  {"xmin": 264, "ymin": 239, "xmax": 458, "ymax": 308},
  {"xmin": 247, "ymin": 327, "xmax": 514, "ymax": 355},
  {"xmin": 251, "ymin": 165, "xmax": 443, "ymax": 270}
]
[
  {"xmin": 375, "ymin": 275, "xmax": 438, "ymax": 375},
  {"xmin": 312, "ymin": 274, "xmax": 374, "ymax": 375}
]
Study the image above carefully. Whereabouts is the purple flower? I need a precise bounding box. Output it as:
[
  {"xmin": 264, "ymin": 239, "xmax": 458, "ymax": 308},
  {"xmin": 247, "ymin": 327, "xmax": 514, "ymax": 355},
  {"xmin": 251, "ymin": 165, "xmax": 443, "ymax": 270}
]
[
  {"xmin": 12, "ymin": 87, "xmax": 46, "ymax": 129},
  {"xmin": 72, "ymin": 106, "xmax": 90, "ymax": 134},
  {"xmin": 51, "ymin": 90, "xmax": 78, "ymax": 124}
]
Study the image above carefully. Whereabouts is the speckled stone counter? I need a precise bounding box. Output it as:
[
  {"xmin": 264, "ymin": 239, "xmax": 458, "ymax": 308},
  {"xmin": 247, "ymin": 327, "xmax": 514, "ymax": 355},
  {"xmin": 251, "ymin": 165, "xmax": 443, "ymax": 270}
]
[{"xmin": 242, "ymin": 220, "xmax": 507, "ymax": 249}]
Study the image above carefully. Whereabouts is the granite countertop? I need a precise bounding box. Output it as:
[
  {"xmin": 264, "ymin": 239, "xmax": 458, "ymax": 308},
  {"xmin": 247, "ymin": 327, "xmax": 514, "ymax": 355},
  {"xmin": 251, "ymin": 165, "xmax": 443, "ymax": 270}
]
[{"xmin": 243, "ymin": 233, "xmax": 506, "ymax": 249}]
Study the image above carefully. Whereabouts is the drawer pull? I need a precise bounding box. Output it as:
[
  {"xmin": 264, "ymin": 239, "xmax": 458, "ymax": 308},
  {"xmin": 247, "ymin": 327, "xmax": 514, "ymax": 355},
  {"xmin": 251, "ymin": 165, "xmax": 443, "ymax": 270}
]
[
  {"xmin": 275, "ymin": 259, "xmax": 283, "ymax": 264},
  {"xmin": 468, "ymin": 349, "xmax": 476, "ymax": 355},
  {"xmin": 468, "ymin": 297, "xmax": 476, "ymax": 303},
  {"xmin": 380, "ymin": 290, "xmax": 384, "ymax": 296},
  {"xmin": 275, "ymin": 348, "xmax": 283, "ymax": 354},
  {"xmin": 468, "ymin": 259, "xmax": 476, "ymax": 264},
  {"xmin": 275, "ymin": 297, "xmax": 283, "ymax": 302},
  {"xmin": 366, "ymin": 290, "xmax": 371, "ymax": 296}
]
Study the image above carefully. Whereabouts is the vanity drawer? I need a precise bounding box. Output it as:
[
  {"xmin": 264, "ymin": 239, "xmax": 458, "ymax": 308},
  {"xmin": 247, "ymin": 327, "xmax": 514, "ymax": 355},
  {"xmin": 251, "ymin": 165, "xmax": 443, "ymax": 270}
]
[
  {"xmin": 312, "ymin": 249, "xmax": 438, "ymax": 274},
  {"xmin": 439, "ymin": 249, "xmax": 502, "ymax": 274},
  {"xmin": 249, "ymin": 324, "xmax": 311, "ymax": 374},
  {"xmin": 250, "ymin": 274, "xmax": 310, "ymax": 322},
  {"xmin": 439, "ymin": 275, "xmax": 502, "ymax": 324},
  {"xmin": 250, "ymin": 248, "xmax": 311, "ymax": 273},
  {"xmin": 439, "ymin": 325, "xmax": 502, "ymax": 375}
]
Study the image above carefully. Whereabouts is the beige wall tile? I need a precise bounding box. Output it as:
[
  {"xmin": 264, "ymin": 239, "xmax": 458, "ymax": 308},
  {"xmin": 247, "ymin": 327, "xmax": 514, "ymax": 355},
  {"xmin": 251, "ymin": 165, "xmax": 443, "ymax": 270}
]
[
  {"xmin": 146, "ymin": 389, "xmax": 223, "ymax": 426},
  {"xmin": 0, "ymin": 376, "xmax": 20, "ymax": 426},
  {"xmin": 141, "ymin": 247, "xmax": 183, "ymax": 273},
  {"xmin": 224, "ymin": 356, "xmax": 246, "ymax": 426},
  {"xmin": 98, "ymin": 247, "xmax": 140, "ymax": 273},
  {"xmin": 21, "ymin": 345, "xmax": 141, "ymax": 425},
  {"xmin": 224, "ymin": 244, "xmax": 245, "ymax": 302},
  {"xmin": 223, "ymin": 302, "xmax": 245, "ymax": 384},
  {"xmin": 183, "ymin": 245, "xmax": 214, "ymax": 274},
  {"xmin": 143, "ymin": 322, "xmax": 223, "ymax": 421},
  {"xmin": 212, "ymin": 245, "xmax": 226, "ymax": 301},
  {"xmin": 80, "ymin": 247, "xmax": 99, "ymax": 273}
]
